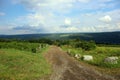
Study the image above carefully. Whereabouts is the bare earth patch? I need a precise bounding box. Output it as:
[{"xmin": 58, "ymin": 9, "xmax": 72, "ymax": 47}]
[{"xmin": 45, "ymin": 46, "xmax": 117, "ymax": 80}]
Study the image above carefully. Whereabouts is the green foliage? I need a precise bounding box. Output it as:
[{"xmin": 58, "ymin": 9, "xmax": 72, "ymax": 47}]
[
  {"xmin": 75, "ymin": 41, "xmax": 96, "ymax": 51},
  {"xmin": 0, "ymin": 31, "xmax": 120, "ymax": 44},
  {"xmin": 0, "ymin": 42, "xmax": 39, "ymax": 52},
  {"xmin": 28, "ymin": 38, "xmax": 54, "ymax": 45},
  {"xmin": 31, "ymin": 48, "xmax": 36, "ymax": 53},
  {"xmin": 53, "ymin": 40, "xmax": 70, "ymax": 46}
]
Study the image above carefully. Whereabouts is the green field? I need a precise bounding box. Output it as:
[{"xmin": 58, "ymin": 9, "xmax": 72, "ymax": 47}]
[
  {"xmin": 0, "ymin": 46, "xmax": 51, "ymax": 80},
  {"xmin": 0, "ymin": 40, "xmax": 120, "ymax": 79},
  {"xmin": 62, "ymin": 46, "xmax": 120, "ymax": 68}
]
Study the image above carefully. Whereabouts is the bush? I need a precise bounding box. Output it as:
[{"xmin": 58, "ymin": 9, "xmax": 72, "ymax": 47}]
[
  {"xmin": 0, "ymin": 42, "xmax": 39, "ymax": 52},
  {"xmin": 75, "ymin": 41, "xmax": 96, "ymax": 51},
  {"xmin": 31, "ymin": 48, "xmax": 36, "ymax": 53}
]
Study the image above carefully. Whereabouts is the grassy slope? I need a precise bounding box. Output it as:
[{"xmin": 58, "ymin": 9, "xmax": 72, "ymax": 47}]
[{"xmin": 0, "ymin": 48, "xmax": 51, "ymax": 80}]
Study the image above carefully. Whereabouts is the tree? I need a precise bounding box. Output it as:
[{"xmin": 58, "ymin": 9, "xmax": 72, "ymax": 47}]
[{"xmin": 75, "ymin": 41, "xmax": 96, "ymax": 51}]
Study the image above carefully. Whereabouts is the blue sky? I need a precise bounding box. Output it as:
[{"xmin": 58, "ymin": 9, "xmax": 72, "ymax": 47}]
[{"xmin": 0, "ymin": 0, "xmax": 120, "ymax": 34}]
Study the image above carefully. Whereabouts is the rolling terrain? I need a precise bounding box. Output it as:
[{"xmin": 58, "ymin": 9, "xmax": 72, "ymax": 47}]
[{"xmin": 0, "ymin": 31, "xmax": 120, "ymax": 44}]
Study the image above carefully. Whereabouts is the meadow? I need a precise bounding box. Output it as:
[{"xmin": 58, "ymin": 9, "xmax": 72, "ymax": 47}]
[
  {"xmin": 0, "ymin": 39, "xmax": 120, "ymax": 79},
  {"xmin": 0, "ymin": 42, "xmax": 51, "ymax": 80}
]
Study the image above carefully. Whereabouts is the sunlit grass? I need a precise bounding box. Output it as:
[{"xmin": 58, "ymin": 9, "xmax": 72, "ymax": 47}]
[
  {"xmin": 62, "ymin": 46, "xmax": 120, "ymax": 68},
  {"xmin": 0, "ymin": 48, "xmax": 51, "ymax": 80}
]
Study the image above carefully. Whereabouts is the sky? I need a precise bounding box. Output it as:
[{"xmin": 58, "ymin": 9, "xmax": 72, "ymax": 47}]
[{"xmin": 0, "ymin": 0, "xmax": 120, "ymax": 34}]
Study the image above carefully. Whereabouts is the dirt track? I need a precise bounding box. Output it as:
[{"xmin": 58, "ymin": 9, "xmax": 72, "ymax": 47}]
[{"xmin": 45, "ymin": 46, "xmax": 117, "ymax": 80}]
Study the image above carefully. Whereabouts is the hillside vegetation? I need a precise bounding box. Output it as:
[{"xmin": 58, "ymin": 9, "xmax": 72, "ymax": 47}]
[
  {"xmin": 0, "ymin": 31, "xmax": 120, "ymax": 44},
  {"xmin": 0, "ymin": 42, "xmax": 51, "ymax": 80},
  {"xmin": 0, "ymin": 37, "xmax": 120, "ymax": 79},
  {"xmin": 62, "ymin": 46, "xmax": 120, "ymax": 68}
]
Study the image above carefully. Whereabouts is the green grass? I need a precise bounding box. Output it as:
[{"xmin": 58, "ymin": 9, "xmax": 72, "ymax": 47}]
[
  {"xmin": 0, "ymin": 48, "xmax": 51, "ymax": 80},
  {"xmin": 62, "ymin": 46, "xmax": 120, "ymax": 68},
  {"xmin": 0, "ymin": 42, "xmax": 40, "ymax": 52}
]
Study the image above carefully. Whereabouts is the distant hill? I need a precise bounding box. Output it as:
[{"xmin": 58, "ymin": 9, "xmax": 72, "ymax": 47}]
[{"xmin": 0, "ymin": 31, "xmax": 120, "ymax": 44}]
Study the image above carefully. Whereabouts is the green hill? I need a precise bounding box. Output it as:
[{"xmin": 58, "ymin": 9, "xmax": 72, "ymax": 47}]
[{"xmin": 0, "ymin": 31, "xmax": 120, "ymax": 44}]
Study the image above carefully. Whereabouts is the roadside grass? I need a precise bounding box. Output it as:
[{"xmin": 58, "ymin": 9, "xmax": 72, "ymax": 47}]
[
  {"xmin": 62, "ymin": 46, "xmax": 120, "ymax": 68},
  {"xmin": 0, "ymin": 47, "xmax": 51, "ymax": 80}
]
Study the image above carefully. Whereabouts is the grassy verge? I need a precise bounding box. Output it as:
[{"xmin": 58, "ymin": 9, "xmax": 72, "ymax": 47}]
[
  {"xmin": 0, "ymin": 47, "xmax": 51, "ymax": 80},
  {"xmin": 62, "ymin": 46, "xmax": 120, "ymax": 68}
]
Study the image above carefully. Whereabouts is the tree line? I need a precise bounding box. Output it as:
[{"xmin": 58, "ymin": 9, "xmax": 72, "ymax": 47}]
[{"xmin": 0, "ymin": 38, "xmax": 97, "ymax": 51}]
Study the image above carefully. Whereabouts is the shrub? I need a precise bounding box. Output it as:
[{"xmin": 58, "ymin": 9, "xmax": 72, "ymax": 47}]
[
  {"xmin": 75, "ymin": 41, "xmax": 96, "ymax": 51},
  {"xmin": 0, "ymin": 42, "xmax": 39, "ymax": 52},
  {"xmin": 31, "ymin": 48, "xmax": 36, "ymax": 53}
]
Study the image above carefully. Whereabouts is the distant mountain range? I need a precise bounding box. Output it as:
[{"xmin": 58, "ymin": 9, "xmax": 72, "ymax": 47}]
[{"xmin": 0, "ymin": 31, "xmax": 120, "ymax": 44}]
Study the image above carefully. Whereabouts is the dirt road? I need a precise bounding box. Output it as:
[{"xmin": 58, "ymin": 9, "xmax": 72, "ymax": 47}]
[{"xmin": 45, "ymin": 46, "xmax": 117, "ymax": 80}]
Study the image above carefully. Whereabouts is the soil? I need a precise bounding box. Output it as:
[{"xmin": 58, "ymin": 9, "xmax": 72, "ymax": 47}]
[{"xmin": 44, "ymin": 46, "xmax": 118, "ymax": 80}]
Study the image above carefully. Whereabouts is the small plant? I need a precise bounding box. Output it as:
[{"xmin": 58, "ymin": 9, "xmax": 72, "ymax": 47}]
[{"xmin": 31, "ymin": 48, "xmax": 36, "ymax": 53}]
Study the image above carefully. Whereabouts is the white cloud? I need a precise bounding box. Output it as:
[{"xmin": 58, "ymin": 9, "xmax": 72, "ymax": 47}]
[
  {"xmin": 9, "ymin": 0, "xmax": 120, "ymax": 34},
  {"xmin": 94, "ymin": 24, "xmax": 120, "ymax": 32},
  {"xmin": 64, "ymin": 18, "xmax": 71, "ymax": 25},
  {"xmin": 56, "ymin": 26, "xmax": 80, "ymax": 33},
  {"xmin": 66, "ymin": 27, "xmax": 78, "ymax": 31},
  {"xmin": 117, "ymin": 23, "xmax": 120, "ymax": 29},
  {"xmin": 105, "ymin": 9, "xmax": 120, "ymax": 23},
  {"xmin": 16, "ymin": 13, "xmax": 45, "ymax": 27},
  {"xmin": 13, "ymin": 7, "xmax": 120, "ymax": 33},
  {"xmin": 99, "ymin": 15, "xmax": 112, "ymax": 23}
]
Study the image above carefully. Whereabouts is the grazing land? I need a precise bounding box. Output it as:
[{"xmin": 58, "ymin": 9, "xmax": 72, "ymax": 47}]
[
  {"xmin": 0, "ymin": 42, "xmax": 51, "ymax": 80},
  {"xmin": 0, "ymin": 37, "xmax": 120, "ymax": 80}
]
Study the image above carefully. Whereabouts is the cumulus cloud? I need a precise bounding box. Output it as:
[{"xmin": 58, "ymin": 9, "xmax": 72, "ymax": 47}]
[
  {"xmin": 8, "ymin": 0, "xmax": 120, "ymax": 34},
  {"xmin": 16, "ymin": 13, "xmax": 45, "ymax": 26},
  {"xmin": 117, "ymin": 23, "xmax": 120, "ymax": 29},
  {"xmin": 99, "ymin": 15, "xmax": 112, "ymax": 23},
  {"xmin": 57, "ymin": 26, "xmax": 80, "ymax": 33},
  {"xmin": 13, "ymin": 13, "xmax": 49, "ymax": 33},
  {"xmin": 66, "ymin": 27, "xmax": 79, "ymax": 32},
  {"xmin": 60, "ymin": 25, "xmax": 70, "ymax": 28},
  {"xmin": 64, "ymin": 18, "xmax": 71, "ymax": 25},
  {"xmin": 94, "ymin": 24, "xmax": 120, "ymax": 32}
]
